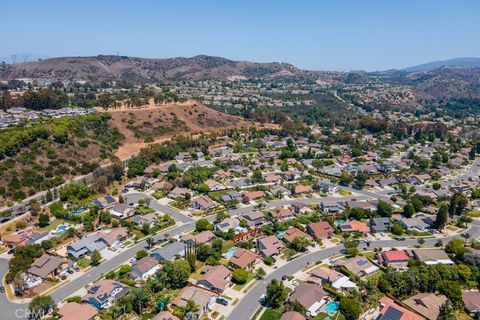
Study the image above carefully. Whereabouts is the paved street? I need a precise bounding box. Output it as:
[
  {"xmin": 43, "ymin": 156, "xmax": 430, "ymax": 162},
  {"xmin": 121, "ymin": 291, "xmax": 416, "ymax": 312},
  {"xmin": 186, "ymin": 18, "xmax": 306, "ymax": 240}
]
[{"xmin": 227, "ymin": 220, "xmax": 480, "ymax": 320}]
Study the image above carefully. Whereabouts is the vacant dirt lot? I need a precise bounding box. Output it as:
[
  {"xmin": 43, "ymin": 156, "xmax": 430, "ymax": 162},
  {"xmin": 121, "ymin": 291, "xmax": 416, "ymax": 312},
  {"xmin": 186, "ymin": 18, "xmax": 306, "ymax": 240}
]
[{"xmin": 108, "ymin": 101, "xmax": 256, "ymax": 159}]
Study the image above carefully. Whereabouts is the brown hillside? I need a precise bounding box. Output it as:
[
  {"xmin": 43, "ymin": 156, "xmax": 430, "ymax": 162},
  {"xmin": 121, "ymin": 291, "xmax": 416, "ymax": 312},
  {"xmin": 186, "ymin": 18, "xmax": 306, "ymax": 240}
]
[{"xmin": 108, "ymin": 101, "xmax": 257, "ymax": 159}]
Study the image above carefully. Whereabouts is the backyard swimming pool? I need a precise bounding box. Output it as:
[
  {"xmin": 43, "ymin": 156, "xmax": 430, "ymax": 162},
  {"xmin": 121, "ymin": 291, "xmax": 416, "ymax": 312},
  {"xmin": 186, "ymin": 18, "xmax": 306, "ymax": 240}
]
[
  {"xmin": 226, "ymin": 247, "xmax": 239, "ymax": 259},
  {"xmin": 51, "ymin": 225, "xmax": 68, "ymax": 235},
  {"xmin": 324, "ymin": 301, "xmax": 339, "ymax": 316},
  {"xmin": 68, "ymin": 208, "xmax": 85, "ymax": 216},
  {"xmin": 277, "ymin": 231, "xmax": 286, "ymax": 237},
  {"xmin": 334, "ymin": 220, "xmax": 345, "ymax": 226}
]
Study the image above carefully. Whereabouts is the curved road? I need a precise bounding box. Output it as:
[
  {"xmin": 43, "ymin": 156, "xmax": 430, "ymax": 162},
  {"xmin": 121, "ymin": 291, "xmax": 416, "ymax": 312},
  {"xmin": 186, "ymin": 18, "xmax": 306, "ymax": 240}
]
[{"xmin": 227, "ymin": 221, "xmax": 480, "ymax": 320}]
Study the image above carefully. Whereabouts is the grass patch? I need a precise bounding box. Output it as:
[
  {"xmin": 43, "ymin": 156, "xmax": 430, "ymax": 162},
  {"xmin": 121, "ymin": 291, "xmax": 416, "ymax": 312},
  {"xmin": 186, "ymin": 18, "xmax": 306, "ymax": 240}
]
[
  {"xmin": 259, "ymin": 309, "xmax": 281, "ymax": 320},
  {"xmin": 467, "ymin": 210, "xmax": 480, "ymax": 218},
  {"xmin": 209, "ymin": 190, "xmax": 227, "ymax": 201},
  {"xmin": 338, "ymin": 189, "xmax": 351, "ymax": 196},
  {"xmin": 37, "ymin": 218, "xmax": 70, "ymax": 231},
  {"xmin": 77, "ymin": 257, "xmax": 91, "ymax": 269}
]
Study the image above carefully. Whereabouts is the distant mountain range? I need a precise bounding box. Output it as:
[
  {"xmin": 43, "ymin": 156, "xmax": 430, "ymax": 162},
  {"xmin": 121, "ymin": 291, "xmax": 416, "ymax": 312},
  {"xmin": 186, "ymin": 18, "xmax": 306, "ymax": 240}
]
[
  {"xmin": 402, "ymin": 57, "xmax": 480, "ymax": 72},
  {"xmin": 0, "ymin": 55, "xmax": 318, "ymax": 82},
  {"xmin": 1, "ymin": 54, "xmax": 480, "ymax": 101}
]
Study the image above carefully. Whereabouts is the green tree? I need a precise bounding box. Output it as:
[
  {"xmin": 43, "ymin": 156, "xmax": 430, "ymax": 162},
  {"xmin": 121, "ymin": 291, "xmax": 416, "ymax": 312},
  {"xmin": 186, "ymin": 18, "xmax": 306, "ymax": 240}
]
[
  {"xmin": 38, "ymin": 213, "xmax": 50, "ymax": 227},
  {"xmin": 29, "ymin": 295, "xmax": 55, "ymax": 319},
  {"xmin": 232, "ymin": 269, "xmax": 250, "ymax": 284},
  {"xmin": 403, "ymin": 203, "xmax": 415, "ymax": 218},
  {"xmin": 339, "ymin": 297, "xmax": 362, "ymax": 320},
  {"xmin": 266, "ymin": 279, "xmax": 287, "ymax": 308},
  {"xmin": 435, "ymin": 204, "xmax": 448, "ymax": 230},
  {"xmin": 136, "ymin": 249, "xmax": 148, "ymax": 260},
  {"xmin": 448, "ymin": 192, "xmax": 468, "ymax": 217},
  {"xmin": 290, "ymin": 236, "xmax": 311, "ymax": 252},
  {"xmin": 91, "ymin": 250, "xmax": 102, "ymax": 265},
  {"xmin": 390, "ymin": 223, "xmax": 404, "ymax": 236},
  {"xmin": 195, "ymin": 218, "xmax": 213, "ymax": 232},
  {"xmin": 438, "ymin": 300, "xmax": 457, "ymax": 320},
  {"xmin": 256, "ymin": 267, "xmax": 266, "ymax": 279},
  {"xmin": 377, "ymin": 200, "xmax": 393, "ymax": 217}
]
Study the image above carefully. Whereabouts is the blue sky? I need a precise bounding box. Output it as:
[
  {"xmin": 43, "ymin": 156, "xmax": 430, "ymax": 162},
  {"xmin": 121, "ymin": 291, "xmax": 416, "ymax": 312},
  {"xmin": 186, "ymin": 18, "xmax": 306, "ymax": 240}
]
[{"xmin": 1, "ymin": 0, "xmax": 479, "ymax": 71}]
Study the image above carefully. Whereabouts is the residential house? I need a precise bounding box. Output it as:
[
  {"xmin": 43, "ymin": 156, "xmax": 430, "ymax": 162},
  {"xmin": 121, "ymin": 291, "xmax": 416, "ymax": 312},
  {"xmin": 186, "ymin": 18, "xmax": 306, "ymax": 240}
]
[
  {"xmin": 58, "ymin": 302, "xmax": 98, "ymax": 320},
  {"xmin": 402, "ymin": 293, "xmax": 447, "ymax": 320},
  {"xmin": 150, "ymin": 241, "xmax": 185, "ymax": 262},
  {"xmin": 265, "ymin": 173, "xmax": 282, "ymax": 183},
  {"xmin": 229, "ymin": 248, "xmax": 260, "ymax": 269},
  {"xmin": 400, "ymin": 218, "xmax": 430, "ymax": 231},
  {"xmin": 317, "ymin": 180, "xmax": 337, "ymax": 193},
  {"xmin": 280, "ymin": 311, "xmax": 306, "ymax": 320},
  {"xmin": 241, "ymin": 191, "xmax": 266, "ymax": 203},
  {"xmin": 167, "ymin": 187, "xmax": 192, "ymax": 200},
  {"xmin": 214, "ymin": 217, "xmax": 242, "ymax": 232},
  {"xmin": 242, "ymin": 211, "xmax": 265, "ymax": 228},
  {"xmin": 67, "ymin": 234, "xmax": 107, "ymax": 259},
  {"xmin": 257, "ymin": 235, "xmax": 284, "ymax": 259},
  {"xmin": 197, "ymin": 265, "xmax": 231, "ymax": 292},
  {"xmin": 2, "ymin": 227, "xmax": 50, "ymax": 248},
  {"xmin": 83, "ymin": 280, "xmax": 127, "ymax": 310},
  {"xmin": 110, "ymin": 203, "xmax": 135, "ymax": 220},
  {"xmin": 93, "ymin": 195, "xmax": 117, "ymax": 210},
  {"xmin": 339, "ymin": 220, "xmax": 370, "ymax": 234},
  {"xmin": 181, "ymin": 230, "xmax": 217, "ymax": 245},
  {"xmin": 334, "ymin": 256, "xmax": 379, "ymax": 276},
  {"xmin": 271, "ymin": 207, "xmax": 294, "ymax": 221},
  {"xmin": 290, "ymin": 202, "xmax": 307, "ymax": 214},
  {"xmin": 204, "ymin": 179, "xmax": 226, "ymax": 191},
  {"xmin": 294, "ymin": 185, "xmax": 313, "ymax": 195},
  {"xmin": 282, "ymin": 227, "xmax": 312, "ymax": 244},
  {"xmin": 97, "ymin": 227, "xmax": 128, "ymax": 249},
  {"xmin": 378, "ymin": 297, "xmax": 424, "ymax": 320},
  {"xmin": 309, "ymin": 266, "xmax": 356, "ymax": 290},
  {"xmin": 132, "ymin": 213, "xmax": 158, "ymax": 228},
  {"xmin": 28, "ymin": 254, "xmax": 73, "ymax": 280},
  {"xmin": 152, "ymin": 311, "xmax": 180, "ymax": 320},
  {"xmin": 128, "ymin": 256, "xmax": 160, "ymax": 281},
  {"xmin": 369, "ymin": 217, "xmax": 391, "ymax": 233},
  {"xmin": 220, "ymin": 190, "xmax": 243, "ymax": 203},
  {"xmin": 410, "ymin": 249, "xmax": 454, "ymax": 265},
  {"xmin": 306, "ymin": 222, "xmax": 334, "ymax": 240},
  {"xmin": 463, "ymin": 291, "xmax": 480, "ymax": 315},
  {"xmin": 287, "ymin": 283, "xmax": 328, "ymax": 317},
  {"xmin": 269, "ymin": 185, "xmax": 292, "ymax": 198},
  {"xmin": 172, "ymin": 286, "xmax": 216, "ymax": 315},
  {"xmin": 319, "ymin": 200, "xmax": 344, "ymax": 213},
  {"xmin": 190, "ymin": 195, "xmax": 216, "ymax": 211},
  {"xmin": 379, "ymin": 250, "xmax": 410, "ymax": 270}
]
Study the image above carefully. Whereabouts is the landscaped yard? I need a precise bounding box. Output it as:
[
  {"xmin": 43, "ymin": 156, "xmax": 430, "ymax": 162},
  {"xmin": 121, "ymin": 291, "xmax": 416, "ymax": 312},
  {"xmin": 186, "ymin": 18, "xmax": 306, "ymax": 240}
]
[
  {"xmin": 37, "ymin": 218, "xmax": 70, "ymax": 232},
  {"xmin": 467, "ymin": 210, "xmax": 480, "ymax": 218},
  {"xmin": 77, "ymin": 257, "xmax": 91, "ymax": 269},
  {"xmin": 259, "ymin": 308, "xmax": 281, "ymax": 320},
  {"xmin": 209, "ymin": 190, "xmax": 227, "ymax": 201}
]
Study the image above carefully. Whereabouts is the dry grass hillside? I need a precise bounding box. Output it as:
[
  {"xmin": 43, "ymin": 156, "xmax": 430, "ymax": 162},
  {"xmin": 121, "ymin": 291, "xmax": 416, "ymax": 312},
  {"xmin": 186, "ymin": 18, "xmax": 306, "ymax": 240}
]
[{"xmin": 107, "ymin": 101, "xmax": 257, "ymax": 159}]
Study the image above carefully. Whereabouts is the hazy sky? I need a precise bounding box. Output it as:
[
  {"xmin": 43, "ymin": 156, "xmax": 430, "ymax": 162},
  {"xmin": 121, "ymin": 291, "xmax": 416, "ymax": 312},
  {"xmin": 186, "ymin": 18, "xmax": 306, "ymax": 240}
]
[{"xmin": 1, "ymin": 0, "xmax": 479, "ymax": 71}]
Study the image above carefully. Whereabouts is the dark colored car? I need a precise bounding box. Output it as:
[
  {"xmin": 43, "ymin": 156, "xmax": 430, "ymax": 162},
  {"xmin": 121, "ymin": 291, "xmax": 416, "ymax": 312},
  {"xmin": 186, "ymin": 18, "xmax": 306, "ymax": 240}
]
[{"xmin": 216, "ymin": 298, "xmax": 229, "ymax": 306}]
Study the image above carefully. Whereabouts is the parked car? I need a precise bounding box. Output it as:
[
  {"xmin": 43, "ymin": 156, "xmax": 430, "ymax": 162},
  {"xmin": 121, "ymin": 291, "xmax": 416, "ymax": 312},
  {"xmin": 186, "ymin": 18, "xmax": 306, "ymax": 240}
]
[
  {"xmin": 394, "ymin": 236, "xmax": 406, "ymax": 241},
  {"xmin": 0, "ymin": 286, "xmax": 5, "ymax": 293},
  {"xmin": 216, "ymin": 298, "xmax": 229, "ymax": 306}
]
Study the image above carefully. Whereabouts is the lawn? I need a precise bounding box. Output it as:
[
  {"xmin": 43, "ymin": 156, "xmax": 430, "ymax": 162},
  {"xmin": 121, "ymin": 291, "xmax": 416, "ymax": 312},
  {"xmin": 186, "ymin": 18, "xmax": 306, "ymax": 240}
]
[
  {"xmin": 338, "ymin": 189, "xmax": 351, "ymax": 196},
  {"xmin": 77, "ymin": 257, "xmax": 91, "ymax": 269},
  {"xmin": 209, "ymin": 190, "xmax": 227, "ymax": 201},
  {"xmin": 259, "ymin": 309, "xmax": 281, "ymax": 320},
  {"xmin": 467, "ymin": 210, "xmax": 480, "ymax": 218},
  {"xmin": 366, "ymin": 270, "xmax": 385, "ymax": 282},
  {"xmin": 37, "ymin": 218, "xmax": 70, "ymax": 232}
]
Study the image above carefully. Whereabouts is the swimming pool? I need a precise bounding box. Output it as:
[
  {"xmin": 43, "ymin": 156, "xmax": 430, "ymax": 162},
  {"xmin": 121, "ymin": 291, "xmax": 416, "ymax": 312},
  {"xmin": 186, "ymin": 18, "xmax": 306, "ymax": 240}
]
[
  {"xmin": 324, "ymin": 301, "xmax": 339, "ymax": 316},
  {"xmin": 51, "ymin": 225, "xmax": 68, "ymax": 235},
  {"xmin": 334, "ymin": 220, "xmax": 345, "ymax": 226},
  {"xmin": 225, "ymin": 247, "xmax": 239, "ymax": 259},
  {"xmin": 68, "ymin": 208, "xmax": 85, "ymax": 216},
  {"xmin": 277, "ymin": 231, "xmax": 286, "ymax": 238}
]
